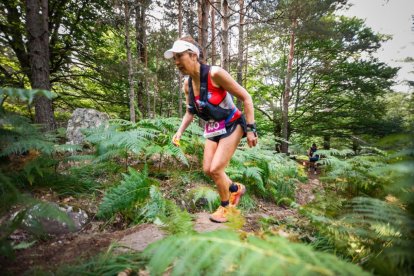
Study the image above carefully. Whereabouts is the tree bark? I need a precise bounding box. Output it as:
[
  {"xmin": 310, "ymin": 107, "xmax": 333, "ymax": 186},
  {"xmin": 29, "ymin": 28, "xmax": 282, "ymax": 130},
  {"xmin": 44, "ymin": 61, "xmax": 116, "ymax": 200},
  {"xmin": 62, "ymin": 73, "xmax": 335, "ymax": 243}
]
[
  {"xmin": 135, "ymin": 0, "xmax": 148, "ymax": 118},
  {"xmin": 221, "ymin": 0, "xmax": 229, "ymax": 71},
  {"xmin": 185, "ymin": 0, "xmax": 196, "ymax": 37},
  {"xmin": 197, "ymin": 0, "xmax": 209, "ymax": 62},
  {"xmin": 236, "ymin": 0, "xmax": 245, "ymax": 109},
  {"xmin": 323, "ymin": 135, "xmax": 331, "ymax": 150},
  {"xmin": 26, "ymin": 0, "xmax": 56, "ymax": 131},
  {"xmin": 210, "ymin": 1, "xmax": 216, "ymax": 65},
  {"xmin": 178, "ymin": 0, "xmax": 183, "ymax": 118},
  {"xmin": 125, "ymin": 1, "xmax": 136, "ymax": 122},
  {"xmin": 281, "ymin": 19, "xmax": 297, "ymax": 154}
]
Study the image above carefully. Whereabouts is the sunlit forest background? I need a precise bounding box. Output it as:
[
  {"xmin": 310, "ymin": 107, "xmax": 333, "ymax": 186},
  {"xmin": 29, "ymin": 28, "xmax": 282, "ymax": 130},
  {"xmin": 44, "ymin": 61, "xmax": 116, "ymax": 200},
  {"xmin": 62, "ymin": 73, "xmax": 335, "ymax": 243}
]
[{"xmin": 1, "ymin": 0, "xmax": 413, "ymax": 275}]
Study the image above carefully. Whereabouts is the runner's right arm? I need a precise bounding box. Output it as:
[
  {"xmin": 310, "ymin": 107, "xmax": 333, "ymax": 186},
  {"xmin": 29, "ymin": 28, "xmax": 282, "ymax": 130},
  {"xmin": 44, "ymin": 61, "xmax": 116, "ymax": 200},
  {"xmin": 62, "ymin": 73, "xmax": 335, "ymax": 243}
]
[{"xmin": 172, "ymin": 79, "xmax": 194, "ymax": 145}]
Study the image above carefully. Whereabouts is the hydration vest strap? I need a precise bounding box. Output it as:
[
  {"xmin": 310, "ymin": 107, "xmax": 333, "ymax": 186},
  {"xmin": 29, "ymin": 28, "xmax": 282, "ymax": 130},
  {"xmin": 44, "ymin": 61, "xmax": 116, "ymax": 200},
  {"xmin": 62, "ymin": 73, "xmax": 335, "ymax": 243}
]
[
  {"xmin": 225, "ymin": 107, "xmax": 237, "ymax": 123},
  {"xmin": 200, "ymin": 64, "xmax": 209, "ymax": 102},
  {"xmin": 188, "ymin": 63, "xmax": 210, "ymax": 113}
]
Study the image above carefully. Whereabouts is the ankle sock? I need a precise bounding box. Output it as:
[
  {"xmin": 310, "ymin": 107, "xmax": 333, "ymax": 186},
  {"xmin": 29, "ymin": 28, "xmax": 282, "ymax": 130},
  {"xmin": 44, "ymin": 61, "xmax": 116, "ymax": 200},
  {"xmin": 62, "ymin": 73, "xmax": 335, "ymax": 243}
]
[
  {"xmin": 229, "ymin": 183, "xmax": 239, "ymax": 193},
  {"xmin": 221, "ymin": 200, "xmax": 229, "ymax": 207}
]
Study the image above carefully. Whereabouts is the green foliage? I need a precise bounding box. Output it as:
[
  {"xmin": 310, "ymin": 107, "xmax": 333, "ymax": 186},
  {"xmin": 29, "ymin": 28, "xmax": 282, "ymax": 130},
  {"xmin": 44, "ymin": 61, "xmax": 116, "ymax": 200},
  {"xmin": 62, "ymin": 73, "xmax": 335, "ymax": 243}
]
[
  {"xmin": 318, "ymin": 148, "xmax": 389, "ymax": 196},
  {"xmin": 0, "ymin": 89, "xmax": 80, "ymax": 258},
  {"xmin": 305, "ymin": 136, "xmax": 414, "ymax": 275},
  {"xmin": 83, "ymin": 118, "xmax": 192, "ymax": 167},
  {"xmin": 308, "ymin": 197, "xmax": 414, "ymax": 275},
  {"xmin": 144, "ymin": 230, "xmax": 370, "ymax": 276},
  {"xmin": 190, "ymin": 186, "xmax": 220, "ymax": 212},
  {"xmin": 159, "ymin": 201, "xmax": 194, "ymax": 235},
  {"xmin": 0, "ymin": 115, "xmax": 56, "ymax": 157},
  {"xmin": 138, "ymin": 185, "xmax": 167, "ymax": 222},
  {"xmin": 18, "ymin": 201, "xmax": 76, "ymax": 238},
  {"xmin": 97, "ymin": 167, "xmax": 155, "ymax": 220},
  {"xmin": 56, "ymin": 244, "xmax": 146, "ymax": 275},
  {"xmin": 0, "ymin": 199, "xmax": 74, "ymax": 257},
  {"xmin": 227, "ymin": 144, "xmax": 302, "ymax": 205},
  {"xmin": 0, "ymin": 88, "xmax": 56, "ymax": 105}
]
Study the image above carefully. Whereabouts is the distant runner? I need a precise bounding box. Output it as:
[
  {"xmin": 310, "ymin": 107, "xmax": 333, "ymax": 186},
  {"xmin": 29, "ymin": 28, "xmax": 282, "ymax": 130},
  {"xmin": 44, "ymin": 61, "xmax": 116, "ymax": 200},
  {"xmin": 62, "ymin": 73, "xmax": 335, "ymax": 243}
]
[
  {"xmin": 308, "ymin": 143, "xmax": 320, "ymax": 175},
  {"xmin": 165, "ymin": 36, "xmax": 258, "ymax": 223}
]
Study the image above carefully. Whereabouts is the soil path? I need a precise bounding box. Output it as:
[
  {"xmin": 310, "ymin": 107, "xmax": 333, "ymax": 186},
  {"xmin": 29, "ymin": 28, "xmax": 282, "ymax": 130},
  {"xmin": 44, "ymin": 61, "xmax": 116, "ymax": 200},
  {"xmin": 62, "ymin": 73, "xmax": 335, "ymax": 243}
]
[{"xmin": 2, "ymin": 171, "xmax": 322, "ymax": 274}]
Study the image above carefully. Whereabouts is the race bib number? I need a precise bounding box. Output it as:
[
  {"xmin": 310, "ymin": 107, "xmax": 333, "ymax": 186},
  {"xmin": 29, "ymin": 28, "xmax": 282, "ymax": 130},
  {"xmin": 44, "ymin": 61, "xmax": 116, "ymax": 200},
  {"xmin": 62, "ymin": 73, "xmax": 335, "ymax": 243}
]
[{"xmin": 203, "ymin": 120, "xmax": 227, "ymax": 138}]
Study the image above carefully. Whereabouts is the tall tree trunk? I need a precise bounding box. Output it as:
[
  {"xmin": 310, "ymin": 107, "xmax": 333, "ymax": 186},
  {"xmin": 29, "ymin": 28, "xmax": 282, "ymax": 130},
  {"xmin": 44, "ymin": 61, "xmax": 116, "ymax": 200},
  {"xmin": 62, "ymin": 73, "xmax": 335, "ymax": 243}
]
[
  {"xmin": 178, "ymin": 0, "xmax": 183, "ymax": 118},
  {"xmin": 26, "ymin": 0, "xmax": 56, "ymax": 131},
  {"xmin": 125, "ymin": 1, "xmax": 136, "ymax": 122},
  {"xmin": 186, "ymin": 0, "xmax": 195, "ymax": 37},
  {"xmin": 236, "ymin": 0, "xmax": 244, "ymax": 109},
  {"xmin": 243, "ymin": 21, "xmax": 249, "ymax": 88},
  {"xmin": 281, "ymin": 19, "xmax": 297, "ymax": 154},
  {"xmin": 323, "ymin": 135, "xmax": 331, "ymax": 150},
  {"xmin": 210, "ymin": 1, "xmax": 216, "ymax": 65},
  {"xmin": 135, "ymin": 0, "xmax": 148, "ymax": 118},
  {"xmin": 221, "ymin": 0, "xmax": 229, "ymax": 71},
  {"xmin": 198, "ymin": 0, "xmax": 210, "ymax": 62}
]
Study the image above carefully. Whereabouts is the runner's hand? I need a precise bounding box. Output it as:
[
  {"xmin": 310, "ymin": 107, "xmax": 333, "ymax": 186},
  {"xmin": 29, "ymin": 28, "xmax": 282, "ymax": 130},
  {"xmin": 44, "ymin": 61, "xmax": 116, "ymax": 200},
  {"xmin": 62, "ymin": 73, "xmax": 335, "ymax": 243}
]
[
  {"xmin": 247, "ymin": 131, "xmax": 258, "ymax": 148},
  {"xmin": 172, "ymin": 132, "xmax": 181, "ymax": 147}
]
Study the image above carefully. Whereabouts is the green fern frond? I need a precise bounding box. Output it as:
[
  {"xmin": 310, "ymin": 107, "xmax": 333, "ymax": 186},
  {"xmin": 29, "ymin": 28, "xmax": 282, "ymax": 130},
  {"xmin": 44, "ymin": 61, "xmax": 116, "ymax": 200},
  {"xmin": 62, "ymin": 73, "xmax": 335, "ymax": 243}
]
[
  {"xmin": 137, "ymin": 185, "xmax": 167, "ymax": 223},
  {"xmin": 161, "ymin": 201, "xmax": 194, "ymax": 235},
  {"xmin": 54, "ymin": 143, "xmax": 82, "ymax": 153},
  {"xmin": 97, "ymin": 167, "xmax": 154, "ymax": 219},
  {"xmin": 109, "ymin": 118, "xmax": 136, "ymax": 127},
  {"xmin": 0, "ymin": 87, "xmax": 55, "ymax": 104},
  {"xmin": 191, "ymin": 186, "xmax": 219, "ymax": 212},
  {"xmin": 137, "ymin": 117, "xmax": 181, "ymax": 133},
  {"xmin": 144, "ymin": 230, "xmax": 370, "ymax": 276},
  {"xmin": 359, "ymin": 146, "xmax": 387, "ymax": 156},
  {"xmin": 56, "ymin": 243, "xmax": 146, "ymax": 275},
  {"xmin": 243, "ymin": 166, "xmax": 265, "ymax": 191},
  {"xmin": 317, "ymin": 149, "xmax": 355, "ymax": 157},
  {"xmin": 0, "ymin": 113, "xmax": 56, "ymax": 157},
  {"xmin": 93, "ymin": 147, "xmax": 127, "ymax": 164},
  {"xmin": 342, "ymin": 197, "xmax": 413, "ymax": 238},
  {"xmin": 164, "ymin": 143, "xmax": 189, "ymax": 166},
  {"xmin": 0, "ymin": 139, "xmax": 55, "ymax": 157}
]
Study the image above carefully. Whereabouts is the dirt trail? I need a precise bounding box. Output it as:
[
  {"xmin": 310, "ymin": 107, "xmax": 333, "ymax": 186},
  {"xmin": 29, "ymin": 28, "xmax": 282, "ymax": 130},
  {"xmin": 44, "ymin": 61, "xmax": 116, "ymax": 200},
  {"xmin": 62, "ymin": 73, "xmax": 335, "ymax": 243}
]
[{"xmin": 2, "ymin": 172, "xmax": 321, "ymax": 274}]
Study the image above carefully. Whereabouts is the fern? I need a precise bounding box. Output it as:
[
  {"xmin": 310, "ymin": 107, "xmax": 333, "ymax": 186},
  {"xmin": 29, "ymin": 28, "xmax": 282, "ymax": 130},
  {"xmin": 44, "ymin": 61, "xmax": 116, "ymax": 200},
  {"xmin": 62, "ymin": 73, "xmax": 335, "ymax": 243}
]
[
  {"xmin": 0, "ymin": 114, "xmax": 56, "ymax": 157},
  {"xmin": 0, "ymin": 87, "xmax": 55, "ymax": 104},
  {"xmin": 160, "ymin": 201, "xmax": 195, "ymax": 235},
  {"xmin": 97, "ymin": 167, "xmax": 155, "ymax": 219},
  {"xmin": 191, "ymin": 186, "xmax": 219, "ymax": 212},
  {"xmin": 144, "ymin": 230, "xmax": 370, "ymax": 276},
  {"xmin": 56, "ymin": 243, "xmax": 146, "ymax": 275},
  {"xmin": 138, "ymin": 185, "xmax": 167, "ymax": 222},
  {"xmin": 81, "ymin": 117, "xmax": 190, "ymax": 167}
]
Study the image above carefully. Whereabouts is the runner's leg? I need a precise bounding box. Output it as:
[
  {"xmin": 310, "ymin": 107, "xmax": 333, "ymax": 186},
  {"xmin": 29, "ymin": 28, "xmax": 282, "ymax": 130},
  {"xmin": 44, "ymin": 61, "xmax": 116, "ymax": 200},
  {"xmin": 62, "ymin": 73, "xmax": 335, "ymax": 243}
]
[{"xmin": 208, "ymin": 125, "xmax": 243, "ymax": 201}]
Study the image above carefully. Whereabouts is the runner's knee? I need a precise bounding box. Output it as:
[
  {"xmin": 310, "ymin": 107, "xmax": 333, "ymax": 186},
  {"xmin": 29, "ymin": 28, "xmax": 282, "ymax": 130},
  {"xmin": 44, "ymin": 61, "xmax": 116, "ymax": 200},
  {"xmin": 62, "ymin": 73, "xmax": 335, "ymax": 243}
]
[
  {"xmin": 203, "ymin": 165, "xmax": 211, "ymax": 176},
  {"xmin": 209, "ymin": 166, "xmax": 224, "ymax": 179}
]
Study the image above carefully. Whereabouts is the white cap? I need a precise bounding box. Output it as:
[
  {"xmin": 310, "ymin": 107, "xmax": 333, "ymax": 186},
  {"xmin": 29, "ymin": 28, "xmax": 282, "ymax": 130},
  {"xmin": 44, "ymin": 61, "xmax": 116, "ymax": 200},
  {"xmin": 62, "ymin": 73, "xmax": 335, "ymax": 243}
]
[{"xmin": 164, "ymin": 40, "xmax": 200, "ymax": 59}]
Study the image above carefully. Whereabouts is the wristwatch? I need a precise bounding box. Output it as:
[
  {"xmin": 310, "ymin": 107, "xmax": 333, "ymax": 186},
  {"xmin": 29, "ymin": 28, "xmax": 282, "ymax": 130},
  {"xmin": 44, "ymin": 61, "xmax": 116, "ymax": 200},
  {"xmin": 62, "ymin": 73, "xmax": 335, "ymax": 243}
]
[{"xmin": 246, "ymin": 123, "xmax": 257, "ymax": 136}]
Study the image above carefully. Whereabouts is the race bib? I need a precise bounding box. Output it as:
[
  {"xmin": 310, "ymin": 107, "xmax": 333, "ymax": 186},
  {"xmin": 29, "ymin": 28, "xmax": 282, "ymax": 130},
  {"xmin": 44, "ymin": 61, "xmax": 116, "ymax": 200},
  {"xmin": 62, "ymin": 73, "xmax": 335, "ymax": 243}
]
[{"xmin": 203, "ymin": 120, "xmax": 227, "ymax": 138}]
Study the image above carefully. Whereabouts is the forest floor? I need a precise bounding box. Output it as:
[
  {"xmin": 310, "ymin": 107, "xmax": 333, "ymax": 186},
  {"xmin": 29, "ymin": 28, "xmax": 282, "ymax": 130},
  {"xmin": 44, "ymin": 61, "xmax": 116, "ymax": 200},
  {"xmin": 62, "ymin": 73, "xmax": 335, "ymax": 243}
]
[{"xmin": 1, "ymin": 168, "xmax": 323, "ymax": 275}]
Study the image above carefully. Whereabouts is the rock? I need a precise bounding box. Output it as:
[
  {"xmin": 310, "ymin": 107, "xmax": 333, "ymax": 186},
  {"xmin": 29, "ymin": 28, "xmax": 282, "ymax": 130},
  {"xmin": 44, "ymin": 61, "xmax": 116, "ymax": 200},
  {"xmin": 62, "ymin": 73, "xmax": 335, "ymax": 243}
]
[
  {"xmin": 193, "ymin": 212, "xmax": 228, "ymax": 233},
  {"xmin": 66, "ymin": 108, "xmax": 109, "ymax": 145},
  {"xmin": 117, "ymin": 224, "xmax": 165, "ymax": 252},
  {"xmin": 19, "ymin": 203, "xmax": 88, "ymax": 236}
]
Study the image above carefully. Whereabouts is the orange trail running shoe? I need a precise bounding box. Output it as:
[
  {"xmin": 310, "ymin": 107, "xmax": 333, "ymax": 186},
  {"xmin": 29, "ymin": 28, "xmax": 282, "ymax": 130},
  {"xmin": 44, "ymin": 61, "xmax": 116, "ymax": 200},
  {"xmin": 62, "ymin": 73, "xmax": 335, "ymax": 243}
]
[
  {"xmin": 209, "ymin": 206, "xmax": 230, "ymax": 223},
  {"xmin": 209, "ymin": 205, "xmax": 240, "ymax": 223},
  {"xmin": 229, "ymin": 183, "xmax": 246, "ymax": 207}
]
